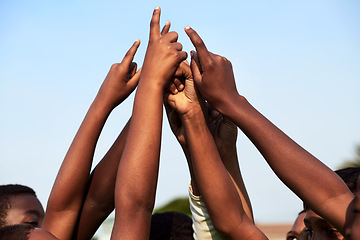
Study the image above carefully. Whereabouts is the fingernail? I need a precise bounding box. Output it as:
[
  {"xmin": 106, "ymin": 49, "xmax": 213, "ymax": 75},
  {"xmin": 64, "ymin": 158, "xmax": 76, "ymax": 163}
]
[
  {"xmin": 155, "ymin": 6, "xmax": 160, "ymax": 11},
  {"xmin": 190, "ymin": 51, "xmax": 195, "ymax": 57},
  {"xmin": 185, "ymin": 26, "xmax": 191, "ymax": 30}
]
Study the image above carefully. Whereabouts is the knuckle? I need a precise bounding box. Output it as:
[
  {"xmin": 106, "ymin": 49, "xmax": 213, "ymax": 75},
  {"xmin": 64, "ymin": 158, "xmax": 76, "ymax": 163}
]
[
  {"xmin": 172, "ymin": 31, "xmax": 179, "ymax": 40},
  {"xmin": 110, "ymin": 63, "xmax": 120, "ymax": 70},
  {"xmin": 205, "ymin": 59, "xmax": 215, "ymax": 70}
]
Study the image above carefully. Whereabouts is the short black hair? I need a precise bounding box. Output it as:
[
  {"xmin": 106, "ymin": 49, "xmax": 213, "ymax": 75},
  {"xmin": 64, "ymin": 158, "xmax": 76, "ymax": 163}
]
[
  {"xmin": 335, "ymin": 167, "xmax": 360, "ymax": 193},
  {"xmin": 0, "ymin": 224, "xmax": 34, "ymax": 240},
  {"xmin": 0, "ymin": 185, "xmax": 37, "ymax": 228},
  {"xmin": 149, "ymin": 211, "xmax": 194, "ymax": 240}
]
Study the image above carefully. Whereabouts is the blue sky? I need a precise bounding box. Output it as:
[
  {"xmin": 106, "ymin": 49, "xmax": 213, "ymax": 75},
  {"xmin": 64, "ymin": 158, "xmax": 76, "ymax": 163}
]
[{"xmin": 1, "ymin": 0, "xmax": 359, "ymax": 223}]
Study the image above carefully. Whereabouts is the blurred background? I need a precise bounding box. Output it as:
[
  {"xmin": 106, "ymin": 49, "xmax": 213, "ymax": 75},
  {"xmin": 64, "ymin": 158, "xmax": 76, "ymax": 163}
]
[{"xmin": 1, "ymin": 1, "xmax": 359, "ymax": 238}]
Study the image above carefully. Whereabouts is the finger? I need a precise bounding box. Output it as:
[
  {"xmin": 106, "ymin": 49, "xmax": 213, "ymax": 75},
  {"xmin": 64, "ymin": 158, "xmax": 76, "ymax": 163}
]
[
  {"xmin": 164, "ymin": 92, "xmax": 177, "ymax": 115},
  {"xmin": 190, "ymin": 51, "xmax": 202, "ymax": 84},
  {"xmin": 174, "ymin": 61, "xmax": 192, "ymax": 81},
  {"xmin": 171, "ymin": 42, "xmax": 183, "ymax": 52},
  {"xmin": 163, "ymin": 92, "xmax": 171, "ymax": 111},
  {"xmin": 163, "ymin": 31, "xmax": 179, "ymax": 43},
  {"xmin": 184, "ymin": 26, "xmax": 211, "ymax": 64},
  {"xmin": 178, "ymin": 50, "xmax": 188, "ymax": 62},
  {"xmin": 128, "ymin": 62, "xmax": 137, "ymax": 76},
  {"xmin": 127, "ymin": 67, "xmax": 142, "ymax": 89},
  {"xmin": 163, "ymin": 100, "xmax": 182, "ymax": 131},
  {"xmin": 126, "ymin": 62, "xmax": 137, "ymax": 80},
  {"xmin": 173, "ymin": 78, "xmax": 184, "ymax": 91},
  {"xmin": 168, "ymin": 82, "xmax": 179, "ymax": 94},
  {"xmin": 161, "ymin": 20, "xmax": 171, "ymax": 36},
  {"xmin": 121, "ymin": 39, "xmax": 140, "ymax": 67},
  {"xmin": 150, "ymin": 7, "xmax": 161, "ymax": 39}
]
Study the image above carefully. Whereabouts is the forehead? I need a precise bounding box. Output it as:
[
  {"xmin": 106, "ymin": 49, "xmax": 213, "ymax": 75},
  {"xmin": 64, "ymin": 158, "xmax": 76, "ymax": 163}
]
[
  {"xmin": 304, "ymin": 209, "xmax": 330, "ymax": 226},
  {"xmin": 7, "ymin": 194, "xmax": 44, "ymax": 216}
]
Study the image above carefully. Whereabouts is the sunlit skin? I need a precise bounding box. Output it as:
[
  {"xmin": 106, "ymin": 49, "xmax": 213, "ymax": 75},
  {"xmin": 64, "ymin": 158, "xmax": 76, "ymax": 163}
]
[
  {"xmin": 183, "ymin": 25, "xmax": 354, "ymax": 237},
  {"xmin": 287, "ymin": 211, "xmax": 306, "ymax": 240},
  {"xmin": 304, "ymin": 209, "xmax": 344, "ymax": 240},
  {"xmin": 4, "ymin": 194, "xmax": 44, "ymax": 227}
]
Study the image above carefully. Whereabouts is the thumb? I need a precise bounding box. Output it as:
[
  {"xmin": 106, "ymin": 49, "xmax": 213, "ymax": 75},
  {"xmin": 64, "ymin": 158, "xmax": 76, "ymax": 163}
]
[
  {"xmin": 190, "ymin": 51, "xmax": 202, "ymax": 86},
  {"xmin": 127, "ymin": 67, "xmax": 142, "ymax": 90}
]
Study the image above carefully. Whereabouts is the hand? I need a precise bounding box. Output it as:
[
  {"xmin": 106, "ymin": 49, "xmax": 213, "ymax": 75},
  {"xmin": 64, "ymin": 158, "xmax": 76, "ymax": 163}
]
[
  {"xmin": 206, "ymin": 103, "xmax": 238, "ymax": 153},
  {"xmin": 165, "ymin": 61, "xmax": 202, "ymax": 116},
  {"xmin": 164, "ymin": 61, "xmax": 201, "ymax": 147},
  {"xmin": 140, "ymin": 7, "xmax": 187, "ymax": 88},
  {"xmin": 96, "ymin": 40, "xmax": 141, "ymax": 110},
  {"xmin": 185, "ymin": 26, "xmax": 239, "ymax": 114}
]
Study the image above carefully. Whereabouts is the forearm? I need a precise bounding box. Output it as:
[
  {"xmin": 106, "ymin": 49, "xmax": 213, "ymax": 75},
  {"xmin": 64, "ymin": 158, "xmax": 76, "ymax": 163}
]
[
  {"xmin": 74, "ymin": 119, "xmax": 131, "ymax": 240},
  {"xmin": 219, "ymin": 146, "xmax": 254, "ymax": 222},
  {"xmin": 111, "ymin": 82, "xmax": 163, "ymax": 239},
  {"xmin": 224, "ymin": 94, "xmax": 353, "ymax": 231},
  {"xmin": 180, "ymin": 145, "xmax": 200, "ymax": 196},
  {"xmin": 43, "ymin": 97, "xmax": 113, "ymax": 238},
  {"xmin": 117, "ymin": 83, "xmax": 162, "ymax": 207},
  {"xmin": 182, "ymin": 110, "xmax": 248, "ymax": 237}
]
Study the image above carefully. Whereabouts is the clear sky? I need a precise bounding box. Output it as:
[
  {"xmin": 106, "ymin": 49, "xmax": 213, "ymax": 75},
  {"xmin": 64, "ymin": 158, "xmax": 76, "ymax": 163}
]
[{"xmin": 1, "ymin": 0, "xmax": 359, "ymax": 223}]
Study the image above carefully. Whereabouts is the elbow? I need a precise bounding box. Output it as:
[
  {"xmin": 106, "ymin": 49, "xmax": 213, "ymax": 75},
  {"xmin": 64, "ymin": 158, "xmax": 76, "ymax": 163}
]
[
  {"xmin": 212, "ymin": 214, "xmax": 245, "ymax": 236},
  {"xmin": 115, "ymin": 188, "xmax": 155, "ymax": 215}
]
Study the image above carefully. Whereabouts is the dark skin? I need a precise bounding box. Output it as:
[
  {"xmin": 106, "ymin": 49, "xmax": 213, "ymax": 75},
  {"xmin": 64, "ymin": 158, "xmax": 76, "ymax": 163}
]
[
  {"xmin": 73, "ymin": 119, "xmax": 131, "ymax": 240},
  {"xmin": 286, "ymin": 211, "xmax": 306, "ymax": 240},
  {"xmin": 304, "ymin": 209, "xmax": 344, "ymax": 240},
  {"xmin": 165, "ymin": 61, "xmax": 254, "ymax": 222},
  {"xmin": 184, "ymin": 26, "xmax": 354, "ymax": 237},
  {"xmin": 110, "ymin": 7, "xmax": 186, "ymax": 240},
  {"xmin": 164, "ymin": 62, "xmax": 266, "ymax": 239},
  {"xmin": 74, "ymin": 20, "xmax": 173, "ymax": 240},
  {"xmin": 42, "ymin": 39, "xmax": 141, "ymax": 240},
  {"xmin": 344, "ymin": 174, "xmax": 360, "ymax": 240}
]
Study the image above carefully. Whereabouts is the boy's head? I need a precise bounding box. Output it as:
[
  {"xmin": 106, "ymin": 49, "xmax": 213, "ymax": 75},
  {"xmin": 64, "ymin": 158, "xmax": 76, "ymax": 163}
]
[
  {"xmin": 335, "ymin": 167, "xmax": 360, "ymax": 194},
  {"xmin": 0, "ymin": 225, "xmax": 59, "ymax": 240},
  {"xmin": 0, "ymin": 224, "xmax": 33, "ymax": 240},
  {"xmin": 149, "ymin": 211, "xmax": 194, "ymax": 240},
  {"xmin": 303, "ymin": 167, "xmax": 360, "ymax": 240},
  {"xmin": 0, "ymin": 184, "xmax": 44, "ymax": 228},
  {"xmin": 286, "ymin": 210, "xmax": 306, "ymax": 240},
  {"xmin": 345, "ymin": 173, "xmax": 360, "ymax": 240}
]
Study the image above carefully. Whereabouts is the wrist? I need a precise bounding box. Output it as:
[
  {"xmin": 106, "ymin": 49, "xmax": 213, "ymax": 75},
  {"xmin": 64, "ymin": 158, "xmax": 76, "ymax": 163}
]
[
  {"xmin": 214, "ymin": 93, "xmax": 245, "ymax": 115},
  {"xmin": 92, "ymin": 96, "xmax": 116, "ymax": 115},
  {"xmin": 139, "ymin": 69, "xmax": 170, "ymax": 90},
  {"xmin": 179, "ymin": 105, "xmax": 204, "ymax": 122}
]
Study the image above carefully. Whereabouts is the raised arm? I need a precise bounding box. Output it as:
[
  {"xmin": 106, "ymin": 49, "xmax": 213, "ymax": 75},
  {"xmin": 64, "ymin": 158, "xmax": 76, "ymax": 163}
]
[
  {"xmin": 185, "ymin": 26, "xmax": 354, "ymax": 234},
  {"xmin": 165, "ymin": 63, "xmax": 253, "ymax": 222},
  {"xmin": 73, "ymin": 119, "xmax": 131, "ymax": 240},
  {"xmin": 206, "ymin": 105, "xmax": 254, "ymax": 222},
  {"xmin": 74, "ymin": 21, "xmax": 173, "ymax": 240},
  {"xmin": 42, "ymin": 40, "xmax": 140, "ymax": 240},
  {"xmin": 165, "ymin": 62, "xmax": 267, "ymax": 240},
  {"xmin": 110, "ymin": 7, "xmax": 186, "ymax": 240}
]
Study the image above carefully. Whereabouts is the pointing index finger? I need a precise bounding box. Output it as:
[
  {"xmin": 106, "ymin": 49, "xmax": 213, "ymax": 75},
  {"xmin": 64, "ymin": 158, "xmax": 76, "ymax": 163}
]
[
  {"xmin": 150, "ymin": 7, "xmax": 161, "ymax": 40},
  {"xmin": 184, "ymin": 26, "xmax": 211, "ymax": 64},
  {"xmin": 121, "ymin": 39, "xmax": 140, "ymax": 66}
]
